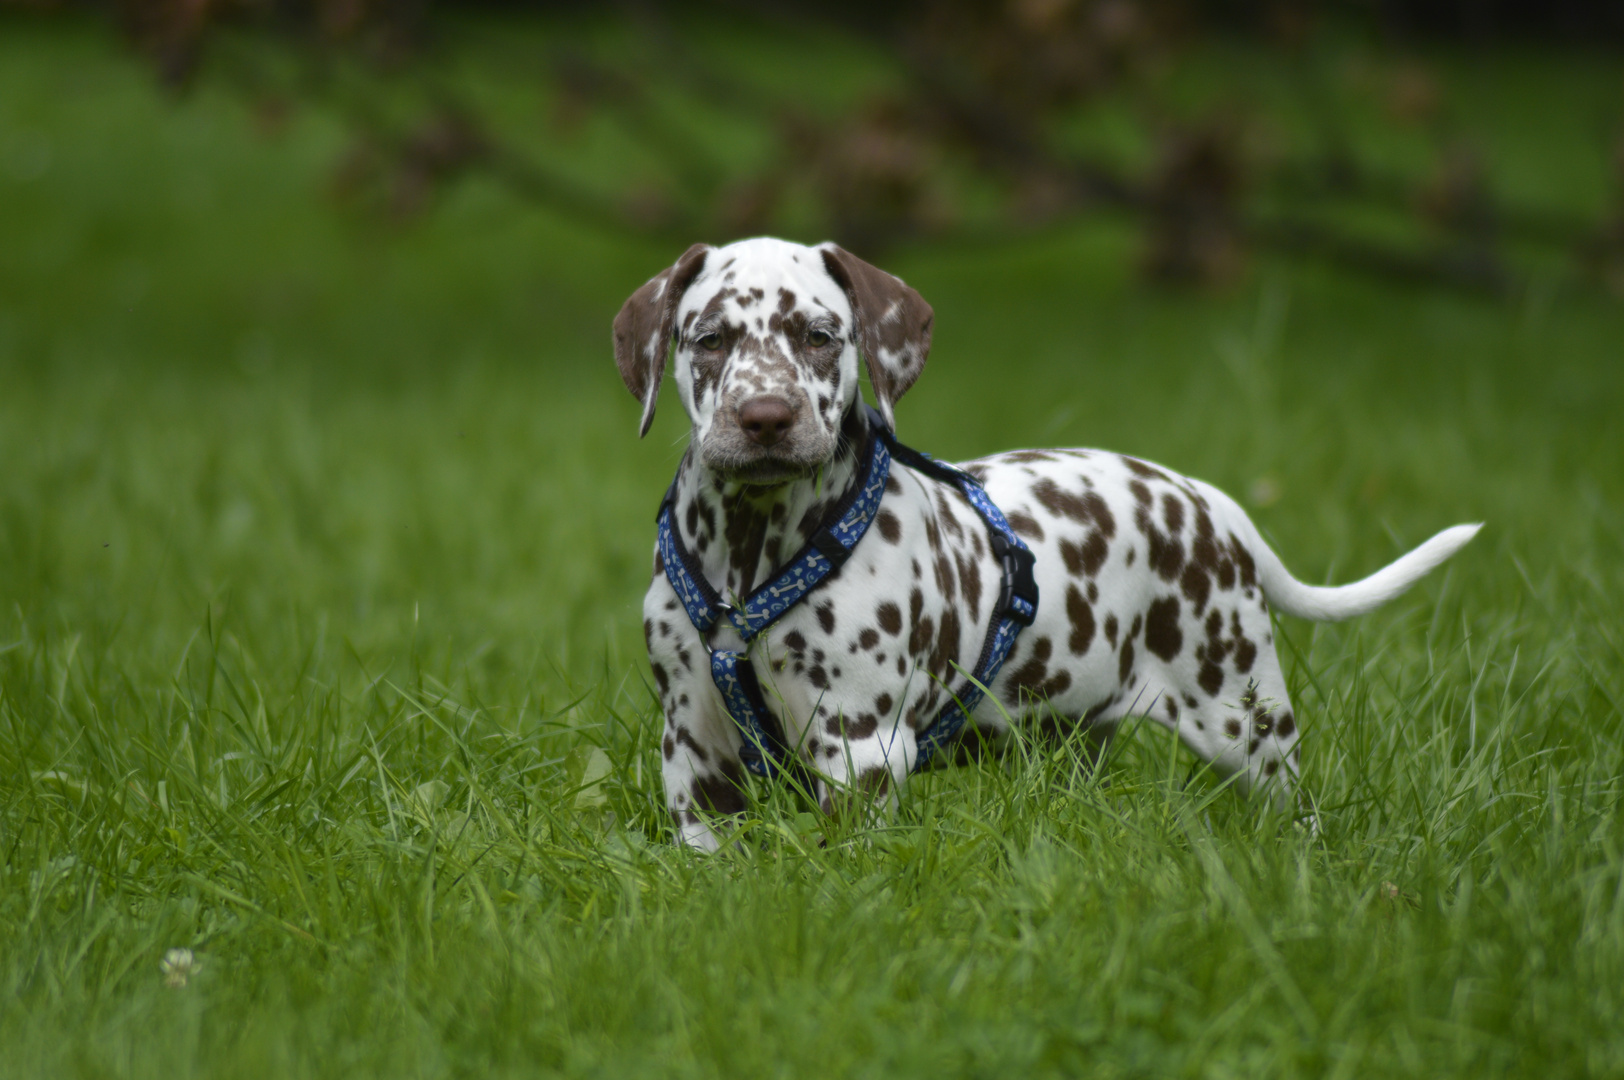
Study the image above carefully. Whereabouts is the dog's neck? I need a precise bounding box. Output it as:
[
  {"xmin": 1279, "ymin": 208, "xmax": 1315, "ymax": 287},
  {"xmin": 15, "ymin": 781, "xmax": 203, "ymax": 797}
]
[{"xmin": 672, "ymin": 406, "xmax": 871, "ymax": 601}]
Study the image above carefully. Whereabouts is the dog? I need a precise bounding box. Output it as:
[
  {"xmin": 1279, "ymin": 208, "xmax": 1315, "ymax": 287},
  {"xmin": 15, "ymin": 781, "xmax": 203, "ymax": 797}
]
[{"xmin": 615, "ymin": 237, "xmax": 1480, "ymax": 850}]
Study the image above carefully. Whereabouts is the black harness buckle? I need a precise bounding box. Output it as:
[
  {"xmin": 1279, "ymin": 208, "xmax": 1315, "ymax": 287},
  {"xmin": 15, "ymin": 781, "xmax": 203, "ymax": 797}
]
[{"xmin": 991, "ymin": 533, "xmax": 1039, "ymax": 626}]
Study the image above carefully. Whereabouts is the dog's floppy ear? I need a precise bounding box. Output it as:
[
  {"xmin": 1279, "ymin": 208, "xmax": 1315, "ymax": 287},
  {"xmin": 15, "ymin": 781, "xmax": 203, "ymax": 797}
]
[
  {"xmin": 613, "ymin": 243, "xmax": 711, "ymax": 437},
  {"xmin": 818, "ymin": 243, "xmax": 933, "ymax": 432}
]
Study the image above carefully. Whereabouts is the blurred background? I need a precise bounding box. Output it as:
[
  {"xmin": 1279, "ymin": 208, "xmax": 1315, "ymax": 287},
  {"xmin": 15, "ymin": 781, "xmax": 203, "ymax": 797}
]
[{"xmin": 21, "ymin": 0, "xmax": 1624, "ymax": 288}]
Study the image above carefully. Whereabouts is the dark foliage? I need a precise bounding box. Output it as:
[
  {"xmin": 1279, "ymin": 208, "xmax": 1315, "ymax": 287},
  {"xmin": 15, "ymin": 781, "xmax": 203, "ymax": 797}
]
[{"xmin": 28, "ymin": 0, "xmax": 1624, "ymax": 291}]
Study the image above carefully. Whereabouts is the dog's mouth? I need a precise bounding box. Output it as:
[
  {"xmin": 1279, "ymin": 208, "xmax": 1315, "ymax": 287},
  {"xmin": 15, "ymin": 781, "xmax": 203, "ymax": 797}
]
[
  {"xmin": 701, "ymin": 429, "xmax": 836, "ymax": 487},
  {"xmin": 713, "ymin": 455, "xmax": 819, "ymax": 487}
]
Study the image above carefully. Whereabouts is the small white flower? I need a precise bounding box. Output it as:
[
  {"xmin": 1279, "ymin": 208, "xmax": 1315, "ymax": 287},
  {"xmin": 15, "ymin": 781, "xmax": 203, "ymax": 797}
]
[{"xmin": 160, "ymin": 947, "xmax": 198, "ymax": 988}]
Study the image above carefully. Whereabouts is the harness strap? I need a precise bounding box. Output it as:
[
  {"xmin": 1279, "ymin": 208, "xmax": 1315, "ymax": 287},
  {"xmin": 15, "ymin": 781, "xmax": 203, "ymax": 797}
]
[
  {"xmin": 879, "ymin": 430, "xmax": 1038, "ymax": 767},
  {"xmin": 657, "ymin": 406, "xmax": 1039, "ymax": 782}
]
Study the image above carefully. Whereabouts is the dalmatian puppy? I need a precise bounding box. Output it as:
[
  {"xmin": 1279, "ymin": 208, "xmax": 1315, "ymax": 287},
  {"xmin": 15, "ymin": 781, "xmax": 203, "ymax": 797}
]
[{"xmin": 615, "ymin": 237, "xmax": 1480, "ymax": 850}]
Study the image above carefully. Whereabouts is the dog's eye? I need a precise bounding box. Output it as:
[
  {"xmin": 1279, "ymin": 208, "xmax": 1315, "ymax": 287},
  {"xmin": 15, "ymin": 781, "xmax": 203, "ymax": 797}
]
[
  {"xmin": 697, "ymin": 332, "xmax": 722, "ymax": 351},
  {"xmin": 807, "ymin": 329, "xmax": 831, "ymax": 348}
]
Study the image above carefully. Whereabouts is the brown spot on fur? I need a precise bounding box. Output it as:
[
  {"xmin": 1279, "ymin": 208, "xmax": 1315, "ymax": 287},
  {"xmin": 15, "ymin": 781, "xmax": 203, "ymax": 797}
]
[
  {"xmin": 934, "ymin": 491, "xmax": 967, "ymax": 540},
  {"xmin": 857, "ymin": 765, "xmax": 891, "ymax": 793},
  {"xmin": 1031, "ymin": 479, "xmax": 1116, "ymax": 537},
  {"xmin": 1276, "ymin": 712, "xmax": 1295, "ymax": 738},
  {"xmin": 956, "ymin": 551, "xmax": 983, "ymax": 621},
  {"xmin": 1229, "ymin": 611, "xmax": 1257, "ymax": 673},
  {"xmin": 1008, "ymin": 637, "xmax": 1071, "ymax": 699},
  {"xmin": 1066, "ymin": 585, "xmax": 1095, "ymax": 655},
  {"xmin": 909, "ymin": 614, "xmax": 936, "ymax": 658},
  {"xmin": 1144, "ymin": 597, "xmax": 1183, "ymax": 662},
  {"xmin": 1122, "ymin": 456, "xmax": 1172, "ymax": 482},
  {"xmin": 795, "ymin": 500, "xmax": 830, "ymax": 542},
  {"xmin": 1007, "ymin": 511, "xmax": 1045, "ymax": 541},
  {"xmin": 1224, "ymin": 718, "xmax": 1242, "ymax": 738},
  {"xmin": 1180, "ymin": 562, "xmax": 1212, "ymax": 614},
  {"xmin": 1230, "ymin": 534, "xmax": 1258, "ymax": 589},
  {"xmin": 1200, "ymin": 661, "xmax": 1225, "ymax": 696},
  {"xmin": 817, "ymin": 602, "xmax": 836, "ymax": 634},
  {"xmin": 691, "ymin": 762, "xmax": 746, "ymax": 815},
  {"xmin": 858, "ymin": 628, "xmax": 880, "ymax": 650},
  {"xmin": 1118, "ymin": 640, "xmax": 1135, "ymax": 684},
  {"xmin": 933, "ymin": 553, "xmax": 957, "ymax": 604},
  {"xmin": 784, "ymin": 630, "xmax": 807, "ymax": 652},
  {"xmin": 675, "ymin": 726, "xmax": 709, "ymax": 762},
  {"xmin": 875, "ymin": 693, "xmax": 893, "ymax": 715},
  {"xmin": 1060, "ymin": 532, "xmax": 1110, "ymax": 578},
  {"xmin": 1162, "ymin": 494, "xmax": 1185, "ymax": 534},
  {"xmin": 1234, "ymin": 635, "xmax": 1257, "ymax": 674},
  {"xmin": 877, "ymin": 510, "xmax": 902, "ymax": 543},
  {"xmin": 930, "ymin": 607, "xmax": 962, "ymax": 678},
  {"xmin": 876, "ymin": 603, "xmax": 902, "ymax": 636},
  {"xmin": 1136, "ymin": 499, "xmax": 1185, "ymax": 582},
  {"xmin": 1104, "ymin": 614, "xmax": 1119, "ymax": 650},
  {"xmin": 826, "ymin": 713, "xmax": 879, "ymax": 740},
  {"xmin": 1192, "ymin": 534, "xmax": 1219, "ymax": 574}
]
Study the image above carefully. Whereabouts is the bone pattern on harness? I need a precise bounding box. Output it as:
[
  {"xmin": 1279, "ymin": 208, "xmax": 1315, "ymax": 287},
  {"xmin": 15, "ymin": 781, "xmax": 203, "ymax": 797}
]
[{"xmin": 657, "ymin": 409, "xmax": 1040, "ymax": 779}]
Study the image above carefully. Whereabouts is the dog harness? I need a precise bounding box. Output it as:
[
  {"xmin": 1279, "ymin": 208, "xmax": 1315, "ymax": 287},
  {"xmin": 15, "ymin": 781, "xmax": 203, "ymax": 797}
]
[{"xmin": 656, "ymin": 405, "xmax": 1039, "ymax": 783}]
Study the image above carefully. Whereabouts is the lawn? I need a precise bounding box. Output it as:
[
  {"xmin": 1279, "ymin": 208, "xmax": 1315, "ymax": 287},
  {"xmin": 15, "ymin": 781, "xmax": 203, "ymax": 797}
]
[{"xmin": 2, "ymin": 13, "xmax": 1623, "ymax": 1079}]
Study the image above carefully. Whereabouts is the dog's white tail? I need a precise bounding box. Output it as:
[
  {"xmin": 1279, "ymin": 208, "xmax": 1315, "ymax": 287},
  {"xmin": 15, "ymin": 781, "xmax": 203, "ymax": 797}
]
[{"xmin": 1255, "ymin": 523, "xmax": 1482, "ymax": 622}]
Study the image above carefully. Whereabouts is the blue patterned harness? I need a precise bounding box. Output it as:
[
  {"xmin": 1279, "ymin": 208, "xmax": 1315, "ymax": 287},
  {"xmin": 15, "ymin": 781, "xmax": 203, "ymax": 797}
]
[{"xmin": 656, "ymin": 406, "xmax": 1039, "ymax": 783}]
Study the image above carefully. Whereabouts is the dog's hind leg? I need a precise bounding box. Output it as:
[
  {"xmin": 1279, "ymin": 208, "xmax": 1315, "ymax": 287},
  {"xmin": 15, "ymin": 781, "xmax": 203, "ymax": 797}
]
[{"xmin": 1154, "ymin": 662, "xmax": 1306, "ymax": 820}]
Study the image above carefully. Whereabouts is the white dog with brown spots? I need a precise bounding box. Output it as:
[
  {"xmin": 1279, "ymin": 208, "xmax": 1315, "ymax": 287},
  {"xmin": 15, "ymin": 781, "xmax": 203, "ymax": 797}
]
[{"xmin": 615, "ymin": 237, "xmax": 1480, "ymax": 850}]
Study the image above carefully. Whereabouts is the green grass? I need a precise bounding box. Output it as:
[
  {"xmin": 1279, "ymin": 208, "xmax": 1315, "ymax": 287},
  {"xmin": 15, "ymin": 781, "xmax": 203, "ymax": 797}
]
[{"xmin": 3, "ymin": 14, "xmax": 1624, "ymax": 1079}]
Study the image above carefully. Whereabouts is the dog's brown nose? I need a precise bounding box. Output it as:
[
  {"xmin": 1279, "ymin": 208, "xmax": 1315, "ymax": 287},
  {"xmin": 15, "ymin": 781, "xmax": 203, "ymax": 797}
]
[{"xmin": 738, "ymin": 397, "xmax": 795, "ymax": 447}]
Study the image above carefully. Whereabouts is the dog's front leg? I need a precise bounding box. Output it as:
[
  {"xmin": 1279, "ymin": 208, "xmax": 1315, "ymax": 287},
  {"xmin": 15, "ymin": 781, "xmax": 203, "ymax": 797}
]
[
  {"xmin": 812, "ymin": 714, "xmax": 917, "ymax": 829},
  {"xmin": 645, "ymin": 586, "xmax": 749, "ymax": 852}
]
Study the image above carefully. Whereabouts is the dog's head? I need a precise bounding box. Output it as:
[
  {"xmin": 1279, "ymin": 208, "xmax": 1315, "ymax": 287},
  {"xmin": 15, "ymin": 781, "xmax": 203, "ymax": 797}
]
[{"xmin": 613, "ymin": 237, "xmax": 933, "ymax": 485}]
